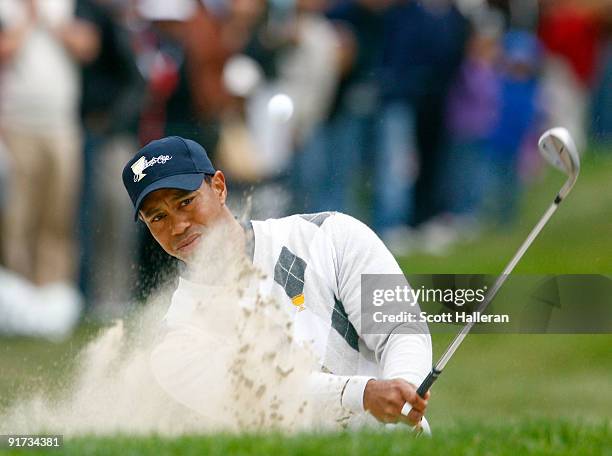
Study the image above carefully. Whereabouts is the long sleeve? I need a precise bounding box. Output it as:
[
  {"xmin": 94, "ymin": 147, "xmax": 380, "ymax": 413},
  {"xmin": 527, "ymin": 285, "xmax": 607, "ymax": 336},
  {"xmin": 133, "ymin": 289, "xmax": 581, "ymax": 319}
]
[
  {"xmin": 308, "ymin": 371, "xmax": 374, "ymax": 417},
  {"xmin": 328, "ymin": 213, "xmax": 432, "ymax": 392},
  {"xmin": 300, "ymin": 214, "xmax": 432, "ymax": 423}
]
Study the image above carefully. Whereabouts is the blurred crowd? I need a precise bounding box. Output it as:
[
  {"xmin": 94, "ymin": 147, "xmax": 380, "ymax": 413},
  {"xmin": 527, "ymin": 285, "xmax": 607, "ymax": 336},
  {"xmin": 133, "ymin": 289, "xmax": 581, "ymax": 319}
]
[{"xmin": 0, "ymin": 0, "xmax": 610, "ymax": 333}]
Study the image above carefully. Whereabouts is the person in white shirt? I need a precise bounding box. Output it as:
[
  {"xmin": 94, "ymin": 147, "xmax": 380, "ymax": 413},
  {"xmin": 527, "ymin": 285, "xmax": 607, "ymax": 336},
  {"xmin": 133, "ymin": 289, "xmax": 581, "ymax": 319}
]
[
  {"xmin": 0, "ymin": 0, "xmax": 99, "ymax": 285},
  {"xmin": 121, "ymin": 136, "xmax": 432, "ymax": 430}
]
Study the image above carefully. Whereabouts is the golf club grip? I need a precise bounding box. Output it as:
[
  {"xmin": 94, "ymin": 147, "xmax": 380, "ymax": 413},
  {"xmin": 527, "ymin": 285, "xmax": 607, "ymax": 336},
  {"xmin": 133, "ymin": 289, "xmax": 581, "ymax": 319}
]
[{"xmin": 417, "ymin": 368, "xmax": 440, "ymax": 397}]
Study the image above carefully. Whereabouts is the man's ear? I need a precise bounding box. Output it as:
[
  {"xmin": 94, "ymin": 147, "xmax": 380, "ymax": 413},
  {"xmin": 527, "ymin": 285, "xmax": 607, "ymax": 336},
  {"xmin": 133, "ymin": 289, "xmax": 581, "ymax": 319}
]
[{"xmin": 211, "ymin": 170, "xmax": 227, "ymax": 204}]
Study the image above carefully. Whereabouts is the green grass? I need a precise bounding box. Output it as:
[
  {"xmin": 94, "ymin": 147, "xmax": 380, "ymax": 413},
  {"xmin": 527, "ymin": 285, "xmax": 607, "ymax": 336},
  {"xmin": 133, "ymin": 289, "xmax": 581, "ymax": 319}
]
[
  {"xmin": 0, "ymin": 325, "xmax": 101, "ymax": 409},
  {"xmin": 2, "ymin": 421, "xmax": 610, "ymax": 455},
  {"xmin": 399, "ymin": 151, "xmax": 612, "ymax": 273},
  {"xmin": 1, "ymin": 151, "xmax": 611, "ymax": 454}
]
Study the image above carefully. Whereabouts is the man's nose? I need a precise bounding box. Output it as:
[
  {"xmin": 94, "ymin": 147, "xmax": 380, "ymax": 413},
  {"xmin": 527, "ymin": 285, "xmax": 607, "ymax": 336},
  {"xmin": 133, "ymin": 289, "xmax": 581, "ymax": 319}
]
[{"xmin": 170, "ymin": 213, "xmax": 190, "ymax": 236}]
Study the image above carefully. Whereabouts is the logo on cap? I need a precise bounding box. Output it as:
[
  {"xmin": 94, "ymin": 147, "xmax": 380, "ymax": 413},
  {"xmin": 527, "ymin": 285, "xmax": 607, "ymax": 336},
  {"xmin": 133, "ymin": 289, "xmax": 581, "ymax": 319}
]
[{"xmin": 131, "ymin": 154, "xmax": 173, "ymax": 182}]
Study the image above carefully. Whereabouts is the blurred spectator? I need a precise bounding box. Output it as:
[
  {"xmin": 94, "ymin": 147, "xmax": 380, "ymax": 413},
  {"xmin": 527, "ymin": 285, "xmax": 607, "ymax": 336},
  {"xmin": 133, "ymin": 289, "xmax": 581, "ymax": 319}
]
[
  {"xmin": 282, "ymin": 0, "xmax": 340, "ymax": 148},
  {"xmin": 138, "ymin": 0, "xmax": 231, "ymax": 148},
  {"xmin": 294, "ymin": 0, "xmax": 391, "ymax": 219},
  {"xmin": 538, "ymin": 0, "xmax": 604, "ymax": 150},
  {"xmin": 484, "ymin": 29, "xmax": 543, "ymax": 225},
  {"xmin": 77, "ymin": 0, "xmax": 144, "ymax": 312},
  {"xmin": 593, "ymin": 41, "xmax": 612, "ymax": 144},
  {"xmin": 373, "ymin": 0, "xmax": 467, "ymax": 241},
  {"xmin": 0, "ymin": 0, "xmax": 100, "ymax": 286},
  {"xmin": 591, "ymin": 2, "xmax": 612, "ymax": 144},
  {"xmin": 443, "ymin": 7, "xmax": 503, "ymax": 220},
  {"xmin": 373, "ymin": 0, "xmax": 422, "ymax": 239},
  {"xmin": 412, "ymin": 0, "xmax": 469, "ymax": 225}
]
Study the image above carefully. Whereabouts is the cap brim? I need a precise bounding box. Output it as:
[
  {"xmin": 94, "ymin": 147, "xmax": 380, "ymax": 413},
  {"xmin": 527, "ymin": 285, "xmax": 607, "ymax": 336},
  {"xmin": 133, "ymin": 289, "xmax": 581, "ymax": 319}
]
[{"xmin": 133, "ymin": 173, "xmax": 205, "ymax": 221}]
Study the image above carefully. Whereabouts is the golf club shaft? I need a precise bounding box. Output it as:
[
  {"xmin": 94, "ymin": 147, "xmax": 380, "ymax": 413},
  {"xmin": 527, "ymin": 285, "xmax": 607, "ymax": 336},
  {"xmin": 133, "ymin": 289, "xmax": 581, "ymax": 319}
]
[{"xmin": 416, "ymin": 199, "xmax": 561, "ymax": 398}]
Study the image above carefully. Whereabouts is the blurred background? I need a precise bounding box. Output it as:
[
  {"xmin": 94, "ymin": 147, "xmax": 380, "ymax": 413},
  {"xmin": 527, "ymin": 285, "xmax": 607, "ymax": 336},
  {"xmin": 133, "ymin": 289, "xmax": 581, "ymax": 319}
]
[{"xmin": 0, "ymin": 0, "xmax": 611, "ymax": 427}]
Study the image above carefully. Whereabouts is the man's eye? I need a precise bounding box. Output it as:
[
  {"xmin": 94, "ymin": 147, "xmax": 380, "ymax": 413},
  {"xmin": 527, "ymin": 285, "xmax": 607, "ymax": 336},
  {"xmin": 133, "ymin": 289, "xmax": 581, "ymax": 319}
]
[
  {"xmin": 151, "ymin": 214, "xmax": 166, "ymax": 223},
  {"xmin": 180, "ymin": 198, "xmax": 193, "ymax": 207}
]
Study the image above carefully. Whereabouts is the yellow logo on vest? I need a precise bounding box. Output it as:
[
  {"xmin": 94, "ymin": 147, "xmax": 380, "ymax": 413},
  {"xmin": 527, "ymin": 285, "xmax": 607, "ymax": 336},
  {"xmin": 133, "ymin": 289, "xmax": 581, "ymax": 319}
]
[{"xmin": 291, "ymin": 293, "xmax": 305, "ymax": 312}]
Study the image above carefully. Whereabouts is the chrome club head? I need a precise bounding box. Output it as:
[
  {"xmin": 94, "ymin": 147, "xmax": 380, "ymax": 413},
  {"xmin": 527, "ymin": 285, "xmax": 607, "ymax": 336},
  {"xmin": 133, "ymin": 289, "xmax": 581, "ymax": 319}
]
[{"xmin": 538, "ymin": 127, "xmax": 580, "ymax": 201}]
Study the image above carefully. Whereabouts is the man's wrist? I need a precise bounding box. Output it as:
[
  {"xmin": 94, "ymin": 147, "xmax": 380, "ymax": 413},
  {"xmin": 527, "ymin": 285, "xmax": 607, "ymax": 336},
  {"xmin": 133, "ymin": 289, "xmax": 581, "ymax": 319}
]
[{"xmin": 340, "ymin": 375, "xmax": 375, "ymax": 414}]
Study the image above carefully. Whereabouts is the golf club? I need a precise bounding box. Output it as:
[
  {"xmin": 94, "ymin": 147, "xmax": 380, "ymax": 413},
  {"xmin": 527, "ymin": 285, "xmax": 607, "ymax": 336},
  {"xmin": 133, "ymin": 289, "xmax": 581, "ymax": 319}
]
[{"xmin": 411, "ymin": 127, "xmax": 580, "ymax": 404}]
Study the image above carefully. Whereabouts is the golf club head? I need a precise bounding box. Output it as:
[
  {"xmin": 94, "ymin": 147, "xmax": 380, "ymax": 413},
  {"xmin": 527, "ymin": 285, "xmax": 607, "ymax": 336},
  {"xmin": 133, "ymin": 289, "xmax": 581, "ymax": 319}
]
[{"xmin": 538, "ymin": 127, "xmax": 580, "ymax": 201}]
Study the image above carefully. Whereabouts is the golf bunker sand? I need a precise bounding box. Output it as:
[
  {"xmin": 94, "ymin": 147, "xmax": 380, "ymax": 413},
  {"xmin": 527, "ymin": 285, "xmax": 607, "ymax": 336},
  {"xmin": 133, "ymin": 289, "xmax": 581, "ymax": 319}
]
[{"xmin": 0, "ymin": 224, "xmax": 329, "ymax": 436}]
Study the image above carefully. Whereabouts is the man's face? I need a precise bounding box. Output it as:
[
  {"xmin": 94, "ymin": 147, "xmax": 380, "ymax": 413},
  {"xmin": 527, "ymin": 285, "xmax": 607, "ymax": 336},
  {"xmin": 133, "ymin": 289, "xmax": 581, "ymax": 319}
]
[{"xmin": 139, "ymin": 172, "xmax": 227, "ymax": 262}]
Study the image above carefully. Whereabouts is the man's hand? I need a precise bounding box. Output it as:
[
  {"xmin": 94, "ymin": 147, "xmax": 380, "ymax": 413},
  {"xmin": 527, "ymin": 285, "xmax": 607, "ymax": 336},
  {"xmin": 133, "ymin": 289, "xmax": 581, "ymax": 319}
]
[{"xmin": 363, "ymin": 379, "xmax": 430, "ymax": 426}]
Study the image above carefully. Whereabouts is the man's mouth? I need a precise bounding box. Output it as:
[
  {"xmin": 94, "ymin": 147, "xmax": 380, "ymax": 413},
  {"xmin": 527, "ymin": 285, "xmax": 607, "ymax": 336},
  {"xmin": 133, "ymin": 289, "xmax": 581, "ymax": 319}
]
[{"xmin": 176, "ymin": 233, "xmax": 202, "ymax": 254}]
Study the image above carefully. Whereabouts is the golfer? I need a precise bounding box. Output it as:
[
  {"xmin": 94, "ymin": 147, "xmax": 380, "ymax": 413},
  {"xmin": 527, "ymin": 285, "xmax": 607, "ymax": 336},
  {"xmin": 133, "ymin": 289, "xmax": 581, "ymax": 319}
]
[{"xmin": 122, "ymin": 136, "xmax": 432, "ymax": 429}]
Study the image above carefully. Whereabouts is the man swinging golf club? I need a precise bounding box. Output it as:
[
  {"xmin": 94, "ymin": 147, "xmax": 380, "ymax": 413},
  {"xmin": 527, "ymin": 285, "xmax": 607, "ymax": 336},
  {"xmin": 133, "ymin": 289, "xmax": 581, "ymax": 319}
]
[{"xmin": 122, "ymin": 136, "xmax": 433, "ymax": 430}]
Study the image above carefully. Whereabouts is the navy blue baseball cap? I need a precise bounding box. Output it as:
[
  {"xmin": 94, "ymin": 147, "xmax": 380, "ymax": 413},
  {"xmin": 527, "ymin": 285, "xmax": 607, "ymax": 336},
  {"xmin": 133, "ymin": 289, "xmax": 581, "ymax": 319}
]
[{"xmin": 122, "ymin": 136, "xmax": 215, "ymax": 220}]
